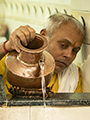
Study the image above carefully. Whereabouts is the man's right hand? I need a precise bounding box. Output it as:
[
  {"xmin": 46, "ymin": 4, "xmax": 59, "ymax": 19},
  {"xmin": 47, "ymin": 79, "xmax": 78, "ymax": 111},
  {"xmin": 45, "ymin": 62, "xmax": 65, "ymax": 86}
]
[{"xmin": 5, "ymin": 25, "xmax": 36, "ymax": 53}]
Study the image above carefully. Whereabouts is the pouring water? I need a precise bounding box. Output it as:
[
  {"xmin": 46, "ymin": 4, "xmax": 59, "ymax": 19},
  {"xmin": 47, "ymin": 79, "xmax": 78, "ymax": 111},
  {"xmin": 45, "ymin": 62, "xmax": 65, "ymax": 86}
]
[{"xmin": 39, "ymin": 60, "xmax": 46, "ymax": 107}]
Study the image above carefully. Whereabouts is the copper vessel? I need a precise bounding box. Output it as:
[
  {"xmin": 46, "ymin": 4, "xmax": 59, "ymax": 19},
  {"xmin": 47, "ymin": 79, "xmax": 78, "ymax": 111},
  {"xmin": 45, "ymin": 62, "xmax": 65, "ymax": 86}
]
[{"xmin": 5, "ymin": 33, "xmax": 55, "ymax": 89}]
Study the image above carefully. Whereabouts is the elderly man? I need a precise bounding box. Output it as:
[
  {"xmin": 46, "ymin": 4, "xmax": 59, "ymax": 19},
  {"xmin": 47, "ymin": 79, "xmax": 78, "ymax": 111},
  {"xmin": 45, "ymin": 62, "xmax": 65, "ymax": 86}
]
[{"xmin": 0, "ymin": 13, "xmax": 85, "ymax": 95}]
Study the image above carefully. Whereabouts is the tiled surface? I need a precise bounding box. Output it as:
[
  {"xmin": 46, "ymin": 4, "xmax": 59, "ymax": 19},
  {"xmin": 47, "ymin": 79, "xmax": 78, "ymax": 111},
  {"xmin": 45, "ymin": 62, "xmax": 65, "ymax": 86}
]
[
  {"xmin": 0, "ymin": 106, "xmax": 30, "ymax": 120},
  {"xmin": 0, "ymin": 107, "xmax": 7, "ymax": 120},
  {"xmin": 31, "ymin": 106, "xmax": 90, "ymax": 120},
  {"xmin": 1, "ymin": 106, "xmax": 90, "ymax": 120}
]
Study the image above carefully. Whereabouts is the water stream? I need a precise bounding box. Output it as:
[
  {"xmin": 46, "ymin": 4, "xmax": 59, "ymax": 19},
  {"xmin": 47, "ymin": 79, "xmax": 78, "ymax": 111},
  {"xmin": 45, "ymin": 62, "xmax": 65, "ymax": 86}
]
[{"xmin": 39, "ymin": 60, "xmax": 46, "ymax": 107}]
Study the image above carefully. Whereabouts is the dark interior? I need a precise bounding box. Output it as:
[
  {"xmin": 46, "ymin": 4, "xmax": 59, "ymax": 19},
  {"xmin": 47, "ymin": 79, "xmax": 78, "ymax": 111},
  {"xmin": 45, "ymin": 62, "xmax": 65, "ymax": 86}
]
[{"xmin": 21, "ymin": 37, "xmax": 44, "ymax": 49}]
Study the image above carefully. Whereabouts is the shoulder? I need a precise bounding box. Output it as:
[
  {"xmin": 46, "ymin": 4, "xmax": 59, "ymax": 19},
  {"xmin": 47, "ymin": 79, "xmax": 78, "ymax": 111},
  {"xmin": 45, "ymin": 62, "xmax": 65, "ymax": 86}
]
[
  {"xmin": 66, "ymin": 63, "xmax": 79, "ymax": 74},
  {"xmin": 0, "ymin": 54, "xmax": 8, "ymax": 65}
]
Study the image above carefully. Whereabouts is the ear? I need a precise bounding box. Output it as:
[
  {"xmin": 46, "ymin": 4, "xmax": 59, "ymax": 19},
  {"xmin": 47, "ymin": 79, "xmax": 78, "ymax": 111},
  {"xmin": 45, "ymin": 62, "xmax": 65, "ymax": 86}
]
[{"xmin": 40, "ymin": 29, "xmax": 47, "ymax": 36}]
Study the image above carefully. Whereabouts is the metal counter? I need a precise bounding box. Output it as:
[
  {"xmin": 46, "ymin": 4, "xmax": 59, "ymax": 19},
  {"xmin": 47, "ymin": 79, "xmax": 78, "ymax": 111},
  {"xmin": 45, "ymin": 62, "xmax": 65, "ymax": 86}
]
[{"xmin": 0, "ymin": 75, "xmax": 90, "ymax": 107}]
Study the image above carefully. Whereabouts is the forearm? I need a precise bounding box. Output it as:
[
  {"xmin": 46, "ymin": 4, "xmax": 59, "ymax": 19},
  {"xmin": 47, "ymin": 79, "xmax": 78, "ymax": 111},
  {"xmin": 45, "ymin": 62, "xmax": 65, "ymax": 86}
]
[
  {"xmin": 0, "ymin": 43, "xmax": 7, "ymax": 60},
  {"xmin": 0, "ymin": 25, "xmax": 36, "ymax": 60},
  {"xmin": 0, "ymin": 40, "xmax": 12, "ymax": 60}
]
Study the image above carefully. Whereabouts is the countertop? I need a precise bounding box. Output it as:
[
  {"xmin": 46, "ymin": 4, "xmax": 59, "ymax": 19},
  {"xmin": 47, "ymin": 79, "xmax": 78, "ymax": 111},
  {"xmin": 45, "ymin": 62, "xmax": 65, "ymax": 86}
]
[{"xmin": 0, "ymin": 75, "xmax": 90, "ymax": 107}]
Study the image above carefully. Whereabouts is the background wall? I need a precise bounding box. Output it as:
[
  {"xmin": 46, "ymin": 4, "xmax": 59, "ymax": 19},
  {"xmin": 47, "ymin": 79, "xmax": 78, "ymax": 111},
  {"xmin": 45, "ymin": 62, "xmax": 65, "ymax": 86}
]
[
  {"xmin": 71, "ymin": 0, "xmax": 90, "ymax": 11},
  {"xmin": 0, "ymin": 0, "xmax": 71, "ymax": 33},
  {"xmin": 71, "ymin": 0, "xmax": 90, "ymax": 92},
  {"xmin": 0, "ymin": 0, "xmax": 90, "ymax": 68}
]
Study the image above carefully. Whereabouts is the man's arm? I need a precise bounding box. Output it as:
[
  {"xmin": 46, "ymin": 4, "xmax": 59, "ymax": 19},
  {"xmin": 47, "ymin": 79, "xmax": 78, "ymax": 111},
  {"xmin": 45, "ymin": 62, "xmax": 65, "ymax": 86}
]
[
  {"xmin": 0, "ymin": 25, "xmax": 36, "ymax": 60},
  {"xmin": 0, "ymin": 43, "xmax": 7, "ymax": 60}
]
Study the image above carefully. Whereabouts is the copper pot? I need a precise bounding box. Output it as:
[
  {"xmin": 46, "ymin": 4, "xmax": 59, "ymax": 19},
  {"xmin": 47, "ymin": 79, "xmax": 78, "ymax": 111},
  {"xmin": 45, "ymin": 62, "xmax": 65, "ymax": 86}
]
[{"xmin": 5, "ymin": 33, "xmax": 55, "ymax": 89}]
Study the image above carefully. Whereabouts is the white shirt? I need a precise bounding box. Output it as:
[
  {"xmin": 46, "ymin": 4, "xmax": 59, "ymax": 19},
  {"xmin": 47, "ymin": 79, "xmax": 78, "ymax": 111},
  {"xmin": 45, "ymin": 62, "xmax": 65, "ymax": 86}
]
[{"xmin": 57, "ymin": 63, "xmax": 79, "ymax": 93}]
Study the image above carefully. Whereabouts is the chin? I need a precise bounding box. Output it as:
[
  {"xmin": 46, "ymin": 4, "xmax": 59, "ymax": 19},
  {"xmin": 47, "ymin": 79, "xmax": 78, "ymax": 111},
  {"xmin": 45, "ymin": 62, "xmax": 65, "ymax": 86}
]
[
  {"xmin": 54, "ymin": 68, "xmax": 63, "ymax": 73},
  {"xmin": 54, "ymin": 66, "xmax": 65, "ymax": 73}
]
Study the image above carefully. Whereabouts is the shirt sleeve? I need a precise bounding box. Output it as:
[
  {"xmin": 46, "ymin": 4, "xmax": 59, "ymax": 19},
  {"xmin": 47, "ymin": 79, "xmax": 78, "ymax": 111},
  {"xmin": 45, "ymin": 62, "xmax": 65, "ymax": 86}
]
[
  {"xmin": 75, "ymin": 67, "xmax": 82, "ymax": 93},
  {"xmin": 0, "ymin": 55, "xmax": 7, "ymax": 75}
]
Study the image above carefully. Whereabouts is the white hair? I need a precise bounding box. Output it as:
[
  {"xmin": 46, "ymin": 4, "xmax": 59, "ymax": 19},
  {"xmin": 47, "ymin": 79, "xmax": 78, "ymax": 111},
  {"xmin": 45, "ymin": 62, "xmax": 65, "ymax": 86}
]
[{"xmin": 44, "ymin": 13, "xmax": 85, "ymax": 39}]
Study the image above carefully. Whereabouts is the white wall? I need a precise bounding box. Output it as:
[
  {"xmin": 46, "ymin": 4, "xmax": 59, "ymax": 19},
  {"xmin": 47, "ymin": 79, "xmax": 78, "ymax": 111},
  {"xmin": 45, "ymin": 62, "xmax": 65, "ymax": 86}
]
[
  {"xmin": 27, "ymin": 0, "xmax": 71, "ymax": 5},
  {"xmin": 71, "ymin": 0, "xmax": 90, "ymax": 92},
  {"xmin": 0, "ymin": 0, "xmax": 5, "ymax": 23},
  {"xmin": 71, "ymin": 0, "xmax": 90, "ymax": 11},
  {"xmin": 1, "ymin": 0, "xmax": 90, "ymax": 66},
  {"xmin": 2, "ymin": 0, "xmax": 71, "ymax": 34}
]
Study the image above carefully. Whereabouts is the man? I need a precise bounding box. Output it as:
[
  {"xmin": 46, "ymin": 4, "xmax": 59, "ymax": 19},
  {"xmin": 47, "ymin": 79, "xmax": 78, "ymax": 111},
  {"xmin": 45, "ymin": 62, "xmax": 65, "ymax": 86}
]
[{"xmin": 0, "ymin": 13, "xmax": 85, "ymax": 94}]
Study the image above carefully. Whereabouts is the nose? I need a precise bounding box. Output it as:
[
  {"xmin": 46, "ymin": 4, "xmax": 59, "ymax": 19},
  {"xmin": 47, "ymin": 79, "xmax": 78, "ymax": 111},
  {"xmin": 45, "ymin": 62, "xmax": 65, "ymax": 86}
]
[{"xmin": 63, "ymin": 47, "xmax": 72, "ymax": 58}]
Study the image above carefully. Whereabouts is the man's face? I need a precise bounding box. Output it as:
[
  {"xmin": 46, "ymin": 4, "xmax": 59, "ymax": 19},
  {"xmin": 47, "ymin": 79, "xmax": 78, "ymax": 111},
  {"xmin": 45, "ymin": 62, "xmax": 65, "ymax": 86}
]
[{"xmin": 46, "ymin": 22, "xmax": 84, "ymax": 73}]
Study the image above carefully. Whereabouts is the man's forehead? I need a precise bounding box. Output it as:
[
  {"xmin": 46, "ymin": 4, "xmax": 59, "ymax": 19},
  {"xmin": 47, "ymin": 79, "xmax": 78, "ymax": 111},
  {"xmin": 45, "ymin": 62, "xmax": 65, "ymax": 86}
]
[{"xmin": 58, "ymin": 39, "xmax": 80, "ymax": 48}]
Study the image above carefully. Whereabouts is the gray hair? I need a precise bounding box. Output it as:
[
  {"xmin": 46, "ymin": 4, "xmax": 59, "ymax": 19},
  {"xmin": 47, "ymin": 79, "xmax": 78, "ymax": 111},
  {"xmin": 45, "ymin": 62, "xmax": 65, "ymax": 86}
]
[{"xmin": 44, "ymin": 13, "xmax": 85, "ymax": 38}]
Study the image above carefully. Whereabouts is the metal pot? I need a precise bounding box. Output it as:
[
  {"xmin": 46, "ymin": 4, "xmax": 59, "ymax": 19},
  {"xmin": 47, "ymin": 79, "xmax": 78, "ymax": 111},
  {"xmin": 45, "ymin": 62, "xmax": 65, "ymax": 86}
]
[{"xmin": 5, "ymin": 33, "xmax": 55, "ymax": 89}]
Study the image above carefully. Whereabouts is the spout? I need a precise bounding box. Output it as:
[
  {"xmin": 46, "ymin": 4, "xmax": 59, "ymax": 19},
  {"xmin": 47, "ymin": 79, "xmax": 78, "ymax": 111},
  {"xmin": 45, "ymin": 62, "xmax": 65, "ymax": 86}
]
[{"xmin": 39, "ymin": 59, "xmax": 44, "ymax": 68}]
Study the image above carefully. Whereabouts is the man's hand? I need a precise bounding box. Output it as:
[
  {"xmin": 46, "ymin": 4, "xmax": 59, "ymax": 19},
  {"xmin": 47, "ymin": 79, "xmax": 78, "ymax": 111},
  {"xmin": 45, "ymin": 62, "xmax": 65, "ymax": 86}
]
[{"xmin": 5, "ymin": 25, "xmax": 36, "ymax": 53}]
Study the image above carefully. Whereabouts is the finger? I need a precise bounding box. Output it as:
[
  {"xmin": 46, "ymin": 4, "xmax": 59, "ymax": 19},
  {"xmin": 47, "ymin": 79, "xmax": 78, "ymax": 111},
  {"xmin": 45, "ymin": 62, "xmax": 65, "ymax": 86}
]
[
  {"xmin": 25, "ymin": 25, "xmax": 36, "ymax": 41},
  {"xmin": 15, "ymin": 45, "xmax": 20, "ymax": 53},
  {"xmin": 15, "ymin": 47, "xmax": 20, "ymax": 53},
  {"xmin": 19, "ymin": 26, "xmax": 30, "ymax": 44},
  {"xmin": 14, "ymin": 38, "xmax": 21, "ymax": 53},
  {"xmin": 16, "ymin": 30, "xmax": 27, "ymax": 46}
]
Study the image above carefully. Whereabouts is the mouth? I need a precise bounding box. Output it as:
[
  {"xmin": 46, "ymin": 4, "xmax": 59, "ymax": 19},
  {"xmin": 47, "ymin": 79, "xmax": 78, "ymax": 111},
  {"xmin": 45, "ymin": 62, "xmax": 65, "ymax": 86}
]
[{"xmin": 55, "ymin": 60, "xmax": 67, "ymax": 68}]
